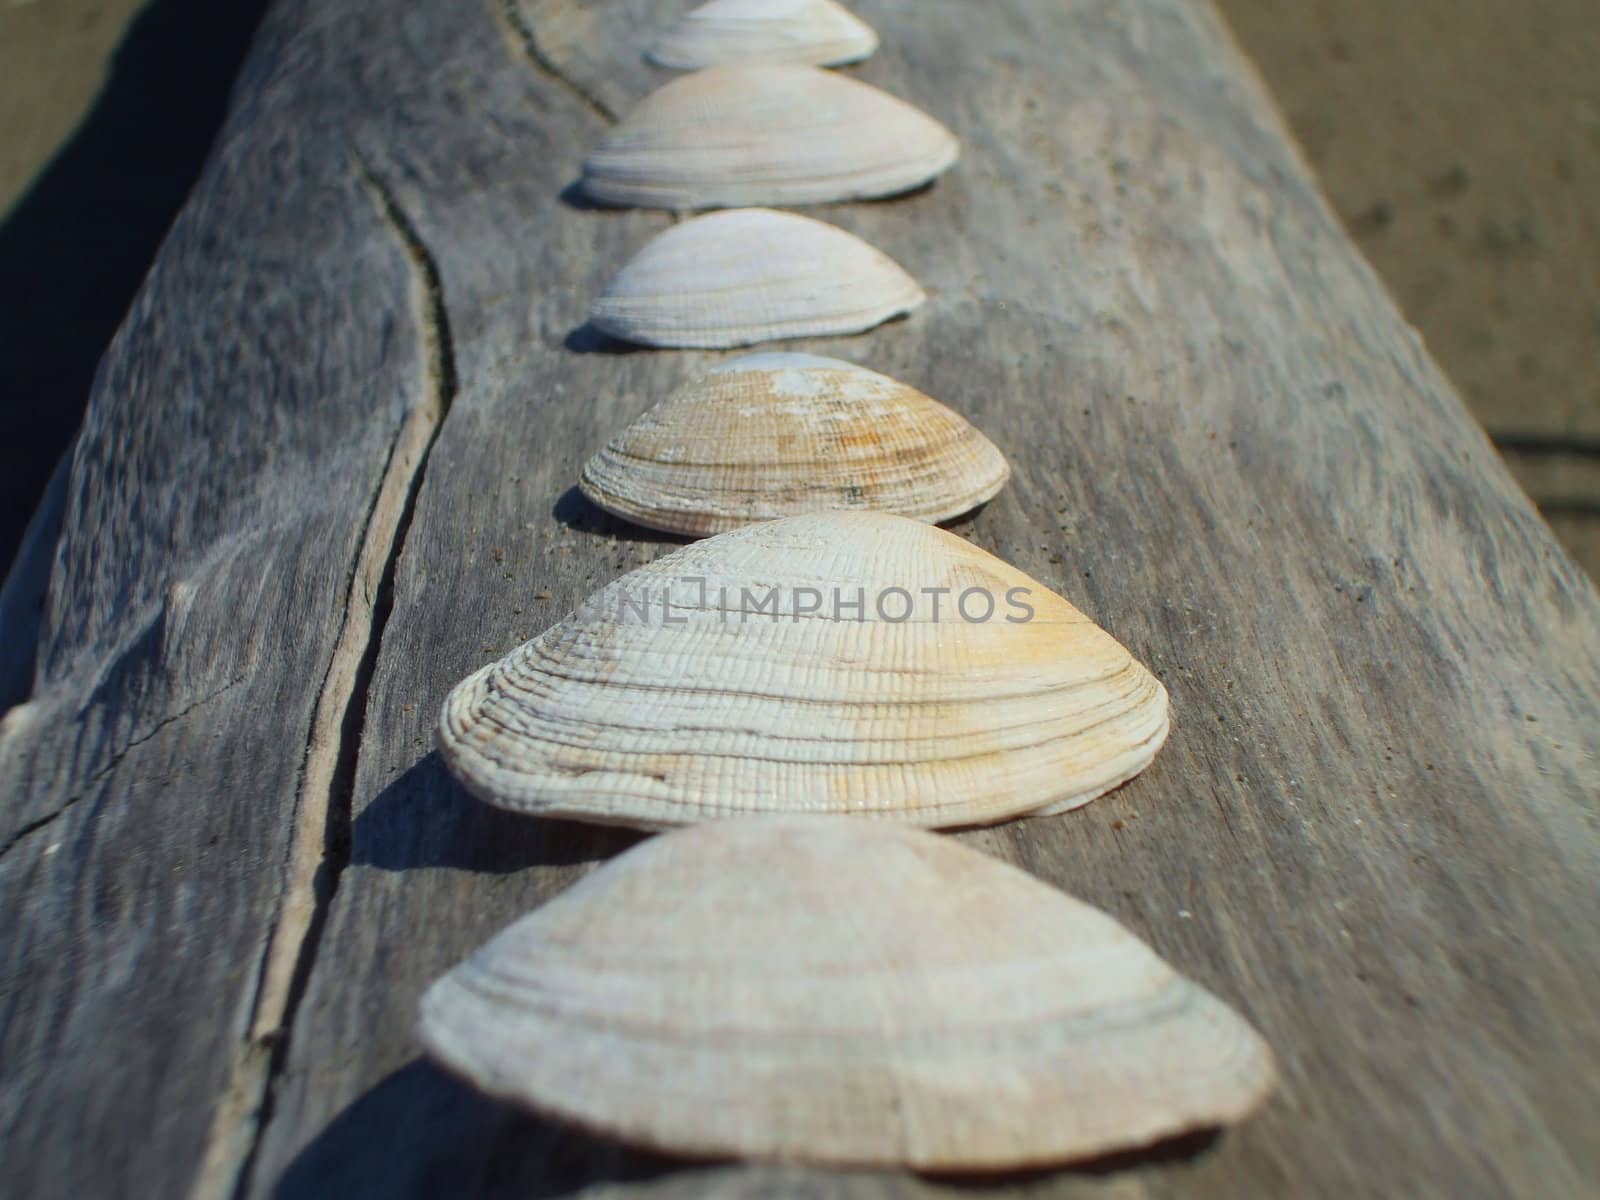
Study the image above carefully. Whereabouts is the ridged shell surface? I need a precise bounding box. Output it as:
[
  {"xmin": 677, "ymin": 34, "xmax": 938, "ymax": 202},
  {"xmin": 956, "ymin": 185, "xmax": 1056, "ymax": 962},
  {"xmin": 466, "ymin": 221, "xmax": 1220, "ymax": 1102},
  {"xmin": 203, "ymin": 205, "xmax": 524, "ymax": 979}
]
[
  {"xmin": 589, "ymin": 209, "xmax": 924, "ymax": 349},
  {"xmin": 438, "ymin": 512, "xmax": 1169, "ymax": 829},
  {"xmin": 420, "ymin": 817, "xmax": 1277, "ymax": 1169},
  {"xmin": 581, "ymin": 65, "xmax": 959, "ymax": 208},
  {"xmin": 648, "ymin": 0, "xmax": 879, "ymax": 69},
  {"xmin": 579, "ymin": 354, "xmax": 1010, "ymax": 535}
]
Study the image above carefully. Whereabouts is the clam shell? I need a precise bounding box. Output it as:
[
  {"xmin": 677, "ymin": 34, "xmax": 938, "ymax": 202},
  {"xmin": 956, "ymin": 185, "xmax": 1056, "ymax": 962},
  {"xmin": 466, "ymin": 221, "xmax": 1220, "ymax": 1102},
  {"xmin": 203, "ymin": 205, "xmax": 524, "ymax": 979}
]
[
  {"xmin": 581, "ymin": 65, "xmax": 958, "ymax": 209},
  {"xmin": 579, "ymin": 353, "xmax": 1011, "ymax": 536},
  {"xmin": 589, "ymin": 209, "xmax": 924, "ymax": 349},
  {"xmin": 438, "ymin": 512, "xmax": 1169, "ymax": 829},
  {"xmin": 419, "ymin": 816, "xmax": 1278, "ymax": 1169},
  {"xmin": 648, "ymin": 0, "xmax": 879, "ymax": 70}
]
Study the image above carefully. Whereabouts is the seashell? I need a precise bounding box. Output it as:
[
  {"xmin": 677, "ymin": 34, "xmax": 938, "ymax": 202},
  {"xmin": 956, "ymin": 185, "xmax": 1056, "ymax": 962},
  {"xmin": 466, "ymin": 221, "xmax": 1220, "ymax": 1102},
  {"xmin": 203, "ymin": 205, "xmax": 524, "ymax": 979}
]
[
  {"xmin": 579, "ymin": 353, "xmax": 1011, "ymax": 536},
  {"xmin": 419, "ymin": 816, "xmax": 1278, "ymax": 1169},
  {"xmin": 647, "ymin": 0, "xmax": 879, "ymax": 70},
  {"xmin": 581, "ymin": 65, "xmax": 958, "ymax": 209},
  {"xmin": 589, "ymin": 209, "xmax": 924, "ymax": 349},
  {"xmin": 438, "ymin": 512, "xmax": 1169, "ymax": 829}
]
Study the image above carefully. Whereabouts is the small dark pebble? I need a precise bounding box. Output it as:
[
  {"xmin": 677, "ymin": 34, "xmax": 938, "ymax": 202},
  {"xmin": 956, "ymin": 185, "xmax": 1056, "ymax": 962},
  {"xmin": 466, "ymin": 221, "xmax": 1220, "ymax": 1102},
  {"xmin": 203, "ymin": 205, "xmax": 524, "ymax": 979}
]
[
  {"xmin": 1349, "ymin": 201, "xmax": 1394, "ymax": 237},
  {"xmin": 1428, "ymin": 165, "xmax": 1471, "ymax": 199}
]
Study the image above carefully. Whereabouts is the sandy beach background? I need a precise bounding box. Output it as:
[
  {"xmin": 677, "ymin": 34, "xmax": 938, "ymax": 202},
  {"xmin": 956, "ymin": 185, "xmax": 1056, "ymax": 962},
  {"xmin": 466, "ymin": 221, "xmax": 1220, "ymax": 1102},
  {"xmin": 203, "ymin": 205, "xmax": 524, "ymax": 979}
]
[{"xmin": 2, "ymin": 0, "xmax": 1595, "ymax": 578}]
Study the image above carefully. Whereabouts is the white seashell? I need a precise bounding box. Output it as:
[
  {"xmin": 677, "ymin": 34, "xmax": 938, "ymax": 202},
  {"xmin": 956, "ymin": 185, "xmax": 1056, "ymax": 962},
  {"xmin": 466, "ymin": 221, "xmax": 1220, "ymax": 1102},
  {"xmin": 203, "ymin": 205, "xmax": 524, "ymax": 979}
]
[
  {"xmin": 438, "ymin": 512, "xmax": 1169, "ymax": 829},
  {"xmin": 580, "ymin": 353, "xmax": 1010, "ymax": 536},
  {"xmin": 581, "ymin": 65, "xmax": 958, "ymax": 209},
  {"xmin": 647, "ymin": 0, "xmax": 879, "ymax": 70},
  {"xmin": 589, "ymin": 209, "xmax": 924, "ymax": 349},
  {"xmin": 419, "ymin": 816, "xmax": 1278, "ymax": 1169}
]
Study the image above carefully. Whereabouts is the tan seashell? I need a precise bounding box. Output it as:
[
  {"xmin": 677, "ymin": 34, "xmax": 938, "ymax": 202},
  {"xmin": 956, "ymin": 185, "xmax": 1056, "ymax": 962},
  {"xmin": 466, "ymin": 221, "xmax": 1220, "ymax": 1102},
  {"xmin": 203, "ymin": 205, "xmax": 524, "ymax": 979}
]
[
  {"xmin": 589, "ymin": 209, "xmax": 924, "ymax": 349},
  {"xmin": 648, "ymin": 0, "xmax": 879, "ymax": 70},
  {"xmin": 438, "ymin": 512, "xmax": 1169, "ymax": 829},
  {"xmin": 579, "ymin": 353, "xmax": 1011, "ymax": 536},
  {"xmin": 419, "ymin": 816, "xmax": 1278, "ymax": 1169},
  {"xmin": 581, "ymin": 65, "xmax": 958, "ymax": 209}
]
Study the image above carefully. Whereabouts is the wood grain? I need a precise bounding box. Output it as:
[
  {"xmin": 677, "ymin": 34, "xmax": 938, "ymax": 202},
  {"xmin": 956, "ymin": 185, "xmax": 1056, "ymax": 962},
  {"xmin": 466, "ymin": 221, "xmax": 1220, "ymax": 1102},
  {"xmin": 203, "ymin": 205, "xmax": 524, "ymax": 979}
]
[{"xmin": 1, "ymin": 1, "xmax": 1597, "ymax": 1197}]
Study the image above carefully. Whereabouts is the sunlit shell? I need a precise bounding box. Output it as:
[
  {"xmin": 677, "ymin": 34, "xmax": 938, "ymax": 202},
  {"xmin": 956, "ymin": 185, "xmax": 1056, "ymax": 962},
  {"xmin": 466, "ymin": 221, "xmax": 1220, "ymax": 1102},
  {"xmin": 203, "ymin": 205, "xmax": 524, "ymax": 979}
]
[
  {"xmin": 420, "ymin": 816, "xmax": 1277, "ymax": 1168},
  {"xmin": 589, "ymin": 209, "xmax": 924, "ymax": 349},
  {"xmin": 438, "ymin": 512, "xmax": 1169, "ymax": 829},
  {"xmin": 581, "ymin": 65, "xmax": 958, "ymax": 208},
  {"xmin": 579, "ymin": 354, "xmax": 1010, "ymax": 535},
  {"xmin": 648, "ymin": 0, "xmax": 879, "ymax": 69}
]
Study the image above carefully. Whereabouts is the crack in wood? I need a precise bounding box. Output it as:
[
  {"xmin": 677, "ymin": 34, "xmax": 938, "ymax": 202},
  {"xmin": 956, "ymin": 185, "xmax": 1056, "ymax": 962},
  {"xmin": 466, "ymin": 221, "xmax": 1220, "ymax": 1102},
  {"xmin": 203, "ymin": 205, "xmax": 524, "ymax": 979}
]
[
  {"xmin": 0, "ymin": 808, "xmax": 74, "ymax": 861},
  {"xmin": 0, "ymin": 674, "xmax": 250, "ymax": 862},
  {"xmin": 189, "ymin": 155, "xmax": 459, "ymax": 1200},
  {"xmin": 495, "ymin": 0, "xmax": 619, "ymax": 124}
]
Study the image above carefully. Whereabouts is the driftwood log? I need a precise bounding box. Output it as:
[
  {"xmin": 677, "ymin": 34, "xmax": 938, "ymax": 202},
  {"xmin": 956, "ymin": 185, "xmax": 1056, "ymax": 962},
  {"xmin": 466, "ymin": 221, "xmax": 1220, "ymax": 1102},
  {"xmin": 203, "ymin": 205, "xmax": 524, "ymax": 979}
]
[{"xmin": 2, "ymin": 1, "xmax": 1597, "ymax": 1196}]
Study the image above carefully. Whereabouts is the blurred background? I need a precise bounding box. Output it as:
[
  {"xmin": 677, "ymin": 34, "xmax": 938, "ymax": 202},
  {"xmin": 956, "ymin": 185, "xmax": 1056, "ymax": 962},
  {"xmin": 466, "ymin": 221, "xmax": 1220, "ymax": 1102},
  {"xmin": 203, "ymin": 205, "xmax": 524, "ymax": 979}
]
[{"xmin": 1, "ymin": 0, "xmax": 1595, "ymax": 581}]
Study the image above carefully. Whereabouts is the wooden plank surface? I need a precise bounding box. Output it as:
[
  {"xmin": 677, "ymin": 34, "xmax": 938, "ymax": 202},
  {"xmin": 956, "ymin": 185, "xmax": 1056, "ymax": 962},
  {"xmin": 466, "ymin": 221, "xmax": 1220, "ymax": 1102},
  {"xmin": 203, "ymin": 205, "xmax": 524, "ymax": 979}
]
[
  {"xmin": 0, "ymin": 1, "xmax": 436, "ymax": 1191},
  {"xmin": 2, "ymin": 1, "xmax": 1598, "ymax": 1197}
]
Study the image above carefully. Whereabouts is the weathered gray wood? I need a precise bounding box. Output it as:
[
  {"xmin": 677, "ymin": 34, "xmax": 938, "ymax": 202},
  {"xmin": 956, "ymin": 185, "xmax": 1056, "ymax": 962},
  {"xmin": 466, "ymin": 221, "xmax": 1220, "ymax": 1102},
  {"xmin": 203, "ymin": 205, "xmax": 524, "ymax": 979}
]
[
  {"xmin": 0, "ymin": 1, "xmax": 434, "ymax": 1192},
  {"xmin": 2, "ymin": 1, "xmax": 1598, "ymax": 1198}
]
